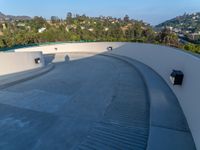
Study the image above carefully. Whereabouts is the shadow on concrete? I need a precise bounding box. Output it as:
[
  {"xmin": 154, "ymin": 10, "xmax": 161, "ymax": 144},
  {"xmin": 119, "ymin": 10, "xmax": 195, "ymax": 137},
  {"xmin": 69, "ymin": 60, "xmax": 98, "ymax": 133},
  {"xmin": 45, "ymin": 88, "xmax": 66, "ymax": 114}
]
[
  {"xmin": 65, "ymin": 55, "xmax": 70, "ymax": 62},
  {"xmin": 44, "ymin": 54, "xmax": 55, "ymax": 65},
  {"xmin": 44, "ymin": 53, "xmax": 70, "ymax": 65}
]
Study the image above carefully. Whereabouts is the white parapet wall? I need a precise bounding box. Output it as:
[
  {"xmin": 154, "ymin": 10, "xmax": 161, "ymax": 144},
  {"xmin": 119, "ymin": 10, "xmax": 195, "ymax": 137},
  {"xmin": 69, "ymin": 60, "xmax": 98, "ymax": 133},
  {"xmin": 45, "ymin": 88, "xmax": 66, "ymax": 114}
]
[
  {"xmin": 14, "ymin": 42, "xmax": 200, "ymax": 149},
  {"xmin": 14, "ymin": 42, "xmax": 124, "ymax": 54},
  {"xmin": 0, "ymin": 51, "xmax": 45, "ymax": 76}
]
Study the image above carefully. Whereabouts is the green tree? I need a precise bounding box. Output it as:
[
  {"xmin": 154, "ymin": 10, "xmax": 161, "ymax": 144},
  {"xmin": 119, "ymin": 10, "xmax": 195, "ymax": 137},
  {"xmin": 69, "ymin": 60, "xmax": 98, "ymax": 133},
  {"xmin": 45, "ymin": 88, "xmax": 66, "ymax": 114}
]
[
  {"xmin": 66, "ymin": 12, "xmax": 73, "ymax": 24},
  {"xmin": 51, "ymin": 16, "xmax": 60, "ymax": 24},
  {"xmin": 124, "ymin": 15, "xmax": 130, "ymax": 23},
  {"xmin": 31, "ymin": 16, "xmax": 47, "ymax": 30},
  {"xmin": 0, "ymin": 38, "xmax": 5, "ymax": 48},
  {"xmin": 156, "ymin": 28, "xmax": 180, "ymax": 47},
  {"xmin": 184, "ymin": 43, "xmax": 200, "ymax": 53}
]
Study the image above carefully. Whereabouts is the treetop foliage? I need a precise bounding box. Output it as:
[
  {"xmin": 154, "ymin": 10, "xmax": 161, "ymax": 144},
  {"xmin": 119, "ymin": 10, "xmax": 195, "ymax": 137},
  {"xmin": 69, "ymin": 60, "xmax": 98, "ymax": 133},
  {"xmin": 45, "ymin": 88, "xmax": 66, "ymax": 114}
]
[{"xmin": 0, "ymin": 13, "xmax": 199, "ymax": 54}]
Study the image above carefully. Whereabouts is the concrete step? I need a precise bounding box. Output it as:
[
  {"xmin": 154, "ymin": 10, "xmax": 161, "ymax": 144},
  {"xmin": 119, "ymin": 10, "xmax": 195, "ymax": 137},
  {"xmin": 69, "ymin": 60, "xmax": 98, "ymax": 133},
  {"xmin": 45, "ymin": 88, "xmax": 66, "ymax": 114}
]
[
  {"xmin": 103, "ymin": 63, "xmax": 149, "ymax": 128},
  {"xmin": 77, "ymin": 122, "xmax": 148, "ymax": 150}
]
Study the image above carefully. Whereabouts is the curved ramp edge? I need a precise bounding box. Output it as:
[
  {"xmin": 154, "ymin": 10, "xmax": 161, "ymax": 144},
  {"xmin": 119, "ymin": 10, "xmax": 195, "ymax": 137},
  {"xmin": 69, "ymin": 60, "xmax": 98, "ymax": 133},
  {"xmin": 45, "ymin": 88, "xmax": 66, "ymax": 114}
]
[
  {"xmin": 0, "ymin": 64, "xmax": 54, "ymax": 89},
  {"xmin": 103, "ymin": 53, "xmax": 196, "ymax": 150},
  {"xmin": 76, "ymin": 54, "xmax": 150, "ymax": 150}
]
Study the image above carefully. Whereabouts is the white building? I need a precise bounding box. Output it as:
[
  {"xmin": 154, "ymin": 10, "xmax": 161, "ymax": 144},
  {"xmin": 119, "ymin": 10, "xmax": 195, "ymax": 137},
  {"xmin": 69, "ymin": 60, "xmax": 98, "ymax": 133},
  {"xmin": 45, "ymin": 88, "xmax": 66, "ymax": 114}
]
[
  {"xmin": 104, "ymin": 27, "xmax": 109, "ymax": 31},
  {"xmin": 38, "ymin": 27, "xmax": 46, "ymax": 33},
  {"xmin": 81, "ymin": 26, "xmax": 85, "ymax": 30},
  {"xmin": 88, "ymin": 28, "xmax": 94, "ymax": 32}
]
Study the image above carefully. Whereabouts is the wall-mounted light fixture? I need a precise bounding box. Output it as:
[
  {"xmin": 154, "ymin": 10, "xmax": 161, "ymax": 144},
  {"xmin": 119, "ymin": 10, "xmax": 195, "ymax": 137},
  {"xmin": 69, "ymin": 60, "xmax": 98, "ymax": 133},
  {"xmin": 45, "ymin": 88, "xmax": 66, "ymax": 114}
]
[
  {"xmin": 107, "ymin": 46, "xmax": 113, "ymax": 51},
  {"xmin": 170, "ymin": 70, "xmax": 184, "ymax": 85},
  {"xmin": 34, "ymin": 58, "xmax": 41, "ymax": 64}
]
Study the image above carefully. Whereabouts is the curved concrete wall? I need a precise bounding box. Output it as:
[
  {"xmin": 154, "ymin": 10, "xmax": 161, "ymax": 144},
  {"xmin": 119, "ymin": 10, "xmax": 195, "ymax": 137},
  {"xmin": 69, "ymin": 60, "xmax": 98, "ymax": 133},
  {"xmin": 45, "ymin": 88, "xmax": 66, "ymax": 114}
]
[
  {"xmin": 0, "ymin": 52, "xmax": 44, "ymax": 76},
  {"xmin": 110, "ymin": 43, "xmax": 200, "ymax": 150},
  {"xmin": 14, "ymin": 42, "xmax": 200, "ymax": 149}
]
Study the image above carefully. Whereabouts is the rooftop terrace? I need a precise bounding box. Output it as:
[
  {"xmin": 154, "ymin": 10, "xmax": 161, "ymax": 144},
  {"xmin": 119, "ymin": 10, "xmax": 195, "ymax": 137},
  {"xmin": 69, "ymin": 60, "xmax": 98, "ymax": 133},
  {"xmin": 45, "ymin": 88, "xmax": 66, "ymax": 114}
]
[{"xmin": 0, "ymin": 42, "xmax": 199, "ymax": 150}]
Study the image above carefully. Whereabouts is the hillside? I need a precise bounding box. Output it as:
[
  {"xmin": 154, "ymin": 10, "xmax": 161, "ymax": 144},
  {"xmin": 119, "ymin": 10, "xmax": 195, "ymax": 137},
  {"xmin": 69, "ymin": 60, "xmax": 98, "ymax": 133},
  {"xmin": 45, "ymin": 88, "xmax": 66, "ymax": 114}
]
[
  {"xmin": 0, "ymin": 12, "xmax": 199, "ymax": 53},
  {"xmin": 156, "ymin": 13, "xmax": 200, "ymax": 43},
  {"xmin": 156, "ymin": 12, "xmax": 200, "ymax": 31},
  {"xmin": 0, "ymin": 13, "xmax": 158, "ymax": 48}
]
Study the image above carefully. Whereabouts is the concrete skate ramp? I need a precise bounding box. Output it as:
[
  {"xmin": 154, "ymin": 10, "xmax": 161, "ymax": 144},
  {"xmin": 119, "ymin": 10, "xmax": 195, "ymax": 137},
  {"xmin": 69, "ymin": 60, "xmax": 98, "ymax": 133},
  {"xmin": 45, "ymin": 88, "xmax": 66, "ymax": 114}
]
[
  {"xmin": 11, "ymin": 42, "xmax": 200, "ymax": 149},
  {"xmin": 0, "ymin": 54, "xmax": 149, "ymax": 150},
  {"xmin": 0, "ymin": 52, "xmax": 196, "ymax": 150}
]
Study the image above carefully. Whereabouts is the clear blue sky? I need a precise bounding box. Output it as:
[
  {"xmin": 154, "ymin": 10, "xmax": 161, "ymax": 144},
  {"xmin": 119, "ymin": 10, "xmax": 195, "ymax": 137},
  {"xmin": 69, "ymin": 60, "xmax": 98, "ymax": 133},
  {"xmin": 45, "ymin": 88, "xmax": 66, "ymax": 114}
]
[{"xmin": 0, "ymin": 0, "xmax": 200, "ymax": 25}]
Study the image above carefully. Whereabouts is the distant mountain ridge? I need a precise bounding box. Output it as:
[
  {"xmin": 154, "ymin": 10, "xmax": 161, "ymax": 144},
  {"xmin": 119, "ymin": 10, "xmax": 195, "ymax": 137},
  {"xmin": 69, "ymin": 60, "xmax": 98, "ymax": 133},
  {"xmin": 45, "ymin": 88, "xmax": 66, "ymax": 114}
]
[{"xmin": 0, "ymin": 12, "xmax": 31, "ymax": 22}]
